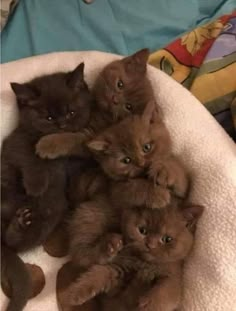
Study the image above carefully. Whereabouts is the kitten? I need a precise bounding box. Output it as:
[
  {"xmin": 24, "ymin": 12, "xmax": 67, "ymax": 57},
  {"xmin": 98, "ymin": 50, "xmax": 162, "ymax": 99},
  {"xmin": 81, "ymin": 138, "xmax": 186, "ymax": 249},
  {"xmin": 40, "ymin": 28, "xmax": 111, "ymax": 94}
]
[
  {"xmin": 1, "ymin": 63, "xmax": 92, "ymax": 309},
  {"xmin": 67, "ymin": 201, "xmax": 204, "ymax": 311},
  {"xmin": 94, "ymin": 48, "xmax": 154, "ymax": 122},
  {"xmin": 35, "ymin": 48, "xmax": 155, "ymax": 160},
  {"xmin": 87, "ymin": 100, "xmax": 189, "ymax": 207}
]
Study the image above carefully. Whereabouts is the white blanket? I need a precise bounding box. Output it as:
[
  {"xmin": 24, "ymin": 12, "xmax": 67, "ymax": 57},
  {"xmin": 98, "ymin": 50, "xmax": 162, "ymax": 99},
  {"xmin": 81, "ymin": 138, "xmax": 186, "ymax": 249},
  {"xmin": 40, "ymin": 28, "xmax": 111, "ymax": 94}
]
[{"xmin": 1, "ymin": 51, "xmax": 236, "ymax": 311}]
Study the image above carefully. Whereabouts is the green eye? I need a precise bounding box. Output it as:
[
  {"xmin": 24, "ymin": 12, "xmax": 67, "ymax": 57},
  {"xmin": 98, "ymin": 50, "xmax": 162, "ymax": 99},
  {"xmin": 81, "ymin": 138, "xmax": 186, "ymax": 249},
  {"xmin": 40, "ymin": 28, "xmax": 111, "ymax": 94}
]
[
  {"xmin": 121, "ymin": 156, "xmax": 131, "ymax": 164},
  {"xmin": 47, "ymin": 116, "xmax": 53, "ymax": 121},
  {"xmin": 138, "ymin": 226, "xmax": 147, "ymax": 235},
  {"xmin": 142, "ymin": 143, "xmax": 152, "ymax": 153},
  {"xmin": 125, "ymin": 103, "xmax": 132, "ymax": 111},
  {"xmin": 117, "ymin": 79, "xmax": 124, "ymax": 89},
  {"xmin": 161, "ymin": 235, "xmax": 173, "ymax": 244}
]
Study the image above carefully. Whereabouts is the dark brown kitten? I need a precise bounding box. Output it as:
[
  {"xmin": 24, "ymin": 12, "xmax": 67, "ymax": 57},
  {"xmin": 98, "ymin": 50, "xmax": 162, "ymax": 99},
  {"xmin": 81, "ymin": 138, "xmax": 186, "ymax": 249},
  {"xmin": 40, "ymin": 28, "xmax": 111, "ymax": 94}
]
[
  {"xmin": 36, "ymin": 48, "xmax": 156, "ymax": 160},
  {"xmin": 67, "ymin": 202, "xmax": 204, "ymax": 311},
  {"xmin": 1, "ymin": 63, "xmax": 92, "ymax": 310}
]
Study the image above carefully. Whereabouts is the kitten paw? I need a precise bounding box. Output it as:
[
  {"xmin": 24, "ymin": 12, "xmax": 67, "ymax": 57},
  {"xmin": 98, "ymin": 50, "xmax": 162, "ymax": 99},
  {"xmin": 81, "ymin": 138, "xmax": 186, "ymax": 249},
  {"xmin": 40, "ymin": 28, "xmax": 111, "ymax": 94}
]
[
  {"xmin": 105, "ymin": 233, "xmax": 123, "ymax": 258},
  {"xmin": 150, "ymin": 186, "xmax": 171, "ymax": 209},
  {"xmin": 16, "ymin": 207, "xmax": 33, "ymax": 229},
  {"xmin": 151, "ymin": 162, "xmax": 175, "ymax": 189},
  {"xmin": 36, "ymin": 135, "xmax": 68, "ymax": 159},
  {"xmin": 68, "ymin": 281, "xmax": 97, "ymax": 306},
  {"xmin": 23, "ymin": 171, "xmax": 49, "ymax": 196}
]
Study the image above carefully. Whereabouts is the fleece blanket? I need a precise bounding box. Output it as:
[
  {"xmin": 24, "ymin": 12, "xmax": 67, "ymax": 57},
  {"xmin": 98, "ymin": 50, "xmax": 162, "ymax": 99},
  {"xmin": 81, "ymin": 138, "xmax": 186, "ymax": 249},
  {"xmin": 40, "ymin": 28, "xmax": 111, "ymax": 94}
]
[{"xmin": 1, "ymin": 51, "xmax": 236, "ymax": 311}]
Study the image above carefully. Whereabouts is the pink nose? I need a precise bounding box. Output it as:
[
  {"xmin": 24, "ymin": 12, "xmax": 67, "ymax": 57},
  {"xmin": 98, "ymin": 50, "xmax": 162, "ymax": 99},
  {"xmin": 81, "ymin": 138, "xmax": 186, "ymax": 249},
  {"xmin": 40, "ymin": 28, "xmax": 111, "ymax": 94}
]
[
  {"xmin": 146, "ymin": 238, "xmax": 157, "ymax": 249},
  {"xmin": 112, "ymin": 95, "xmax": 118, "ymax": 105}
]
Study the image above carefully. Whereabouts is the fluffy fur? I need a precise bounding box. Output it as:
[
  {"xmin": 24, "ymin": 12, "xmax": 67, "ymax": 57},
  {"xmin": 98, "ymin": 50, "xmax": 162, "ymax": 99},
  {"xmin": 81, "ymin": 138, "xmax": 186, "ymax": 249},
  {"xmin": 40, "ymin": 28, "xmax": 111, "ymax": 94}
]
[
  {"xmin": 67, "ymin": 202, "xmax": 204, "ymax": 311},
  {"xmin": 1, "ymin": 63, "xmax": 92, "ymax": 309},
  {"xmin": 35, "ymin": 49, "xmax": 156, "ymax": 160}
]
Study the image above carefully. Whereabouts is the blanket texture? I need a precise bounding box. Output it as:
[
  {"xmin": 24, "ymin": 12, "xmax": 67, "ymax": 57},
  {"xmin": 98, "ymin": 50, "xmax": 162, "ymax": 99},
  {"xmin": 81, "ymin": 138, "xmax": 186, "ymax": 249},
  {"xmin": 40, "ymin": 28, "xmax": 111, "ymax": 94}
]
[{"xmin": 1, "ymin": 51, "xmax": 236, "ymax": 311}]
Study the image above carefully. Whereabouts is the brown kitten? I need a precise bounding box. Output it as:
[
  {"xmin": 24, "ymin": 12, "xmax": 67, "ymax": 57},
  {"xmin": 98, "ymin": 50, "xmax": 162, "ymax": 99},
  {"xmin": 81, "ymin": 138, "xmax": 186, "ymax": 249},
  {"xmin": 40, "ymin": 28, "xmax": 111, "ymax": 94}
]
[
  {"xmin": 87, "ymin": 101, "xmax": 189, "ymax": 207},
  {"xmin": 94, "ymin": 48, "xmax": 154, "ymax": 121},
  {"xmin": 68, "ymin": 101, "xmax": 173, "ymax": 209},
  {"xmin": 36, "ymin": 48, "xmax": 156, "ymax": 160},
  {"xmin": 67, "ymin": 202, "xmax": 204, "ymax": 311},
  {"xmin": 87, "ymin": 100, "xmax": 170, "ymax": 180},
  {"xmin": 1, "ymin": 63, "xmax": 92, "ymax": 309}
]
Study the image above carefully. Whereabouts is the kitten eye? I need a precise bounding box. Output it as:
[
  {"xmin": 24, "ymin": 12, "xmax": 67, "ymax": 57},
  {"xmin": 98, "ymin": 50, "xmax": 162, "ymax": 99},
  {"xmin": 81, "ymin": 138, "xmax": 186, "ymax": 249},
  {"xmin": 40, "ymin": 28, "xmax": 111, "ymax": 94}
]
[
  {"xmin": 142, "ymin": 143, "xmax": 152, "ymax": 153},
  {"xmin": 161, "ymin": 235, "xmax": 173, "ymax": 244},
  {"xmin": 138, "ymin": 226, "xmax": 147, "ymax": 236},
  {"xmin": 121, "ymin": 156, "xmax": 131, "ymax": 164},
  {"xmin": 47, "ymin": 116, "xmax": 53, "ymax": 121},
  {"xmin": 125, "ymin": 103, "xmax": 133, "ymax": 111},
  {"xmin": 117, "ymin": 79, "xmax": 124, "ymax": 89}
]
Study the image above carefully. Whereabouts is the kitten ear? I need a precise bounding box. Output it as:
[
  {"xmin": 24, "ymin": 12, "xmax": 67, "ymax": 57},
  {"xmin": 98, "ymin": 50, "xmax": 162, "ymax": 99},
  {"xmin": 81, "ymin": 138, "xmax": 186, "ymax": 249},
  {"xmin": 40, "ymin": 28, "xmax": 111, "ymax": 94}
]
[
  {"xmin": 124, "ymin": 48, "xmax": 150, "ymax": 74},
  {"xmin": 142, "ymin": 100, "xmax": 159, "ymax": 125},
  {"xmin": 10, "ymin": 82, "xmax": 40, "ymax": 107},
  {"xmin": 67, "ymin": 62, "xmax": 87, "ymax": 89},
  {"xmin": 182, "ymin": 204, "xmax": 204, "ymax": 230},
  {"xmin": 87, "ymin": 138, "xmax": 110, "ymax": 153}
]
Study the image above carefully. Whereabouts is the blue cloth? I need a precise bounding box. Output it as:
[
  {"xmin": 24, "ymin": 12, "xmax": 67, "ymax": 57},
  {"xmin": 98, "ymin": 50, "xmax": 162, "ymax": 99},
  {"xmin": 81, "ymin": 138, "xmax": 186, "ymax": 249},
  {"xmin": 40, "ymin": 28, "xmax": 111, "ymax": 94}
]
[{"xmin": 1, "ymin": 0, "xmax": 236, "ymax": 63}]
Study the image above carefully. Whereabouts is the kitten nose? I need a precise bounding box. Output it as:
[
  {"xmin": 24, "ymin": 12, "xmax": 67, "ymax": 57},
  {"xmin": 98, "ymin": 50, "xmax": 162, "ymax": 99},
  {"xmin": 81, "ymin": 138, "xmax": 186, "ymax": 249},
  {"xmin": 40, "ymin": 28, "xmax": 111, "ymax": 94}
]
[
  {"xmin": 146, "ymin": 237, "xmax": 157, "ymax": 249},
  {"xmin": 112, "ymin": 95, "xmax": 118, "ymax": 105},
  {"xmin": 137, "ymin": 158, "xmax": 145, "ymax": 167}
]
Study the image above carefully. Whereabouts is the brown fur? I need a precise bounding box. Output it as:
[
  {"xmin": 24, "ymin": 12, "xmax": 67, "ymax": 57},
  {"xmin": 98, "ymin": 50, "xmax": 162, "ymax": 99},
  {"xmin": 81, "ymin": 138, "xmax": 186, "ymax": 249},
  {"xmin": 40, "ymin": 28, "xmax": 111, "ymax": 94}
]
[
  {"xmin": 69, "ymin": 195, "xmax": 122, "ymax": 269},
  {"xmin": 1, "ymin": 63, "xmax": 92, "ymax": 309},
  {"xmin": 67, "ymin": 202, "xmax": 204, "ymax": 311},
  {"xmin": 36, "ymin": 49, "xmax": 156, "ymax": 160},
  {"xmin": 67, "ymin": 102, "xmax": 189, "ymax": 272}
]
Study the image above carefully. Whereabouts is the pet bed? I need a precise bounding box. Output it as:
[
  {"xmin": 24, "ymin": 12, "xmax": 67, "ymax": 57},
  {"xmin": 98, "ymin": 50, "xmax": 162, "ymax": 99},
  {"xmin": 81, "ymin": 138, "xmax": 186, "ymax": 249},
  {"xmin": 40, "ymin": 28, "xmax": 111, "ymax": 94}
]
[{"xmin": 1, "ymin": 51, "xmax": 236, "ymax": 311}]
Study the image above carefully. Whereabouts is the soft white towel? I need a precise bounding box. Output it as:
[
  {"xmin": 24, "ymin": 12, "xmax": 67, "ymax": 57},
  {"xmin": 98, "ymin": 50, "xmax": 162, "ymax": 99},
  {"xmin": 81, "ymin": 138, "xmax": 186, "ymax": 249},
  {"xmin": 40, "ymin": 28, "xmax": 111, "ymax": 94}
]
[{"xmin": 1, "ymin": 51, "xmax": 236, "ymax": 311}]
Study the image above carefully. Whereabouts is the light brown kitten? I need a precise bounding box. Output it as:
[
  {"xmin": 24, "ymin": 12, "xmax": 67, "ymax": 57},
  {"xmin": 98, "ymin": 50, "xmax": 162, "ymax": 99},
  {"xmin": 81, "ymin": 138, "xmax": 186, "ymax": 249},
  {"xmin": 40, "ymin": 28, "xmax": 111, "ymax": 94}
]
[{"xmin": 67, "ymin": 201, "xmax": 204, "ymax": 311}]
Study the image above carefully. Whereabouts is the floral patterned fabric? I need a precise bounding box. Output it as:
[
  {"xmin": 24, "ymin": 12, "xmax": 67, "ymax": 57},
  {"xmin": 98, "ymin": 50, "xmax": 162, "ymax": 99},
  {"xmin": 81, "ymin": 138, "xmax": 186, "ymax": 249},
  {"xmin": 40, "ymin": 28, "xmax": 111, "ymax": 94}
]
[{"xmin": 149, "ymin": 11, "xmax": 236, "ymax": 140}]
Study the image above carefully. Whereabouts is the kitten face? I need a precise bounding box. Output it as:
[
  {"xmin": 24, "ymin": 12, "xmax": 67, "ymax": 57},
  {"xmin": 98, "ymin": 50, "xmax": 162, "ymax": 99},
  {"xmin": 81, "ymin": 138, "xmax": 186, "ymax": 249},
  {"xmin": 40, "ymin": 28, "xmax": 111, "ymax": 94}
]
[
  {"xmin": 11, "ymin": 63, "xmax": 92, "ymax": 135},
  {"xmin": 123, "ymin": 203, "xmax": 204, "ymax": 264},
  {"xmin": 87, "ymin": 101, "xmax": 170, "ymax": 180},
  {"xmin": 94, "ymin": 49, "xmax": 154, "ymax": 121}
]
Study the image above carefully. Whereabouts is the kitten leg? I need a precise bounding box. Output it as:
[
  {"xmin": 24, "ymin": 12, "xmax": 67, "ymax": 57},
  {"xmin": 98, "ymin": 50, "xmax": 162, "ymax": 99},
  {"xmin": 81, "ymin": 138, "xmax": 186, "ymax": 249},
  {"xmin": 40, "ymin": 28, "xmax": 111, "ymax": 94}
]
[
  {"xmin": 36, "ymin": 132, "xmax": 89, "ymax": 159},
  {"xmin": 110, "ymin": 178, "xmax": 170, "ymax": 209},
  {"xmin": 69, "ymin": 199, "xmax": 120, "ymax": 268},
  {"xmin": 22, "ymin": 166, "xmax": 49, "ymax": 196},
  {"xmin": 138, "ymin": 276, "xmax": 181, "ymax": 311},
  {"xmin": 68, "ymin": 264, "xmax": 122, "ymax": 306},
  {"xmin": 149, "ymin": 156, "xmax": 189, "ymax": 199}
]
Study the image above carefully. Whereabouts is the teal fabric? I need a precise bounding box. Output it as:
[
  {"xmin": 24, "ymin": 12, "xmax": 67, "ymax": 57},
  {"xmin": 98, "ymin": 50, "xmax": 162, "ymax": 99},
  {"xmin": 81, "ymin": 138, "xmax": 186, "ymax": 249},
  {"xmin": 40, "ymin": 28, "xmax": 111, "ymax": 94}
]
[{"xmin": 1, "ymin": 0, "xmax": 236, "ymax": 63}]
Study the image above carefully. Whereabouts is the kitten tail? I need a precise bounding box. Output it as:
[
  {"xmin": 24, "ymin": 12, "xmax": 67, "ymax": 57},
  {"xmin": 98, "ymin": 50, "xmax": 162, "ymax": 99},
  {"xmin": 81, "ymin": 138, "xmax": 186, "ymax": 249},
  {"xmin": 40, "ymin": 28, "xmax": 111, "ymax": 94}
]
[{"xmin": 1, "ymin": 245, "xmax": 32, "ymax": 311}]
